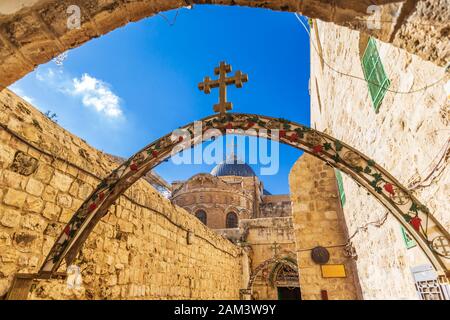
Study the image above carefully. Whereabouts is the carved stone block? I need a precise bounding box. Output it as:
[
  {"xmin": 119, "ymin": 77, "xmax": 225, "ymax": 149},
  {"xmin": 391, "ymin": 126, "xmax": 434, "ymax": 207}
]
[{"xmin": 10, "ymin": 151, "xmax": 39, "ymax": 176}]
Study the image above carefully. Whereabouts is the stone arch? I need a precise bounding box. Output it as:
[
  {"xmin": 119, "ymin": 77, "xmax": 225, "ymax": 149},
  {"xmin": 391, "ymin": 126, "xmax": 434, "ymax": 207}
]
[
  {"xmin": 0, "ymin": 0, "xmax": 447, "ymax": 90},
  {"xmin": 37, "ymin": 113, "xmax": 450, "ymax": 278},
  {"xmin": 247, "ymin": 255, "xmax": 299, "ymax": 292},
  {"xmin": 268, "ymin": 260, "xmax": 300, "ymax": 288}
]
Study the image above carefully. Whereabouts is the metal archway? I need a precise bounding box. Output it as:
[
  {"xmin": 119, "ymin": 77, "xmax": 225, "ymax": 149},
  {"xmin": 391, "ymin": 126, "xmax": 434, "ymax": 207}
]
[{"xmin": 38, "ymin": 113, "xmax": 450, "ymax": 277}]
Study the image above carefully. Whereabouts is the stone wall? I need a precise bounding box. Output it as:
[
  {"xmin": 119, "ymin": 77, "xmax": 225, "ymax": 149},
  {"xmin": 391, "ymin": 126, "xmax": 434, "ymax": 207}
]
[
  {"xmin": 310, "ymin": 20, "xmax": 449, "ymax": 299},
  {"xmin": 289, "ymin": 154, "xmax": 361, "ymax": 300},
  {"xmin": 0, "ymin": 89, "xmax": 242, "ymax": 300},
  {"xmin": 260, "ymin": 195, "xmax": 292, "ymax": 218},
  {"xmin": 0, "ymin": 0, "xmax": 448, "ymax": 90}
]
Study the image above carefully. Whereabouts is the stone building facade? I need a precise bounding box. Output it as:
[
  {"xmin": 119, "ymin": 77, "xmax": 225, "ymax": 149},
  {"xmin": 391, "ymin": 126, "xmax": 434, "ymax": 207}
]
[
  {"xmin": 171, "ymin": 156, "xmax": 299, "ymax": 299},
  {"xmin": 171, "ymin": 157, "xmax": 292, "ymax": 230},
  {"xmin": 308, "ymin": 19, "xmax": 449, "ymax": 299}
]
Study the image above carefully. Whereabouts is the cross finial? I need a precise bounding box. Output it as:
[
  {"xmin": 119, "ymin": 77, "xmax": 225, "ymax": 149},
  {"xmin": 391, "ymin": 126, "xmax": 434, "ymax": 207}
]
[
  {"xmin": 270, "ymin": 242, "xmax": 281, "ymax": 257},
  {"xmin": 198, "ymin": 61, "xmax": 248, "ymax": 116}
]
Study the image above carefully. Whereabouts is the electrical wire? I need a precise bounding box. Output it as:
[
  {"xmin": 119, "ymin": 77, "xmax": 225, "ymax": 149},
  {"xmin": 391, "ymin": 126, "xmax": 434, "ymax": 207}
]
[
  {"xmin": 294, "ymin": 13, "xmax": 448, "ymax": 95},
  {"xmin": 158, "ymin": 10, "xmax": 180, "ymax": 26},
  {"xmin": 408, "ymin": 138, "xmax": 450, "ymax": 191}
]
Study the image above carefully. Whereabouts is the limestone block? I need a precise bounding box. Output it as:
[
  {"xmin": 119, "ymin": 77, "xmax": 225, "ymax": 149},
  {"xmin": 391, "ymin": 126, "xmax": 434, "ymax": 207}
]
[
  {"xmin": 0, "ymin": 207, "xmax": 21, "ymax": 228},
  {"xmin": 1, "ymin": 170, "xmax": 27, "ymax": 190},
  {"xmin": 21, "ymin": 213, "xmax": 46, "ymax": 232},
  {"xmin": 57, "ymin": 193, "xmax": 72, "ymax": 209},
  {"xmin": 58, "ymin": 209, "xmax": 73, "ymax": 224},
  {"xmin": 23, "ymin": 195, "xmax": 44, "ymax": 213},
  {"xmin": 42, "ymin": 202, "xmax": 61, "ymax": 221},
  {"xmin": 0, "ymin": 231, "xmax": 12, "ymax": 246},
  {"xmin": 0, "ymin": 263, "xmax": 17, "ymax": 277},
  {"xmin": 34, "ymin": 163, "xmax": 54, "ymax": 183},
  {"xmin": 118, "ymin": 220, "xmax": 133, "ymax": 233},
  {"xmin": 42, "ymin": 185, "xmax": 57, "ymax": 203},
  {"xmin": 50, "ymin": 171, "xmax": 73, "ymax": 192},
  {"xmin": 9, "ymin": 151, "xmax": 39, "ymax": 176},
  {"xmin": 26, "ymin": 178, "xmax": 44, "ymax": 196},
  {"xmin": 78, "ymin": 182, "xmax": 93, "ymax": 200},
  {"xmin": 3, "ymin": 188, "xmax": 27, "ymax": 208}
]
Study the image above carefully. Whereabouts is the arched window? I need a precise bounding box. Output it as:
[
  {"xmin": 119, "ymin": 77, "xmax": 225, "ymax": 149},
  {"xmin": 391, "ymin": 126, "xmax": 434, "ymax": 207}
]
[
  {"xmin": 195, "ymin": 210, "xmax": 207, "ymax": 225},
  {"xmin": 226, "ymin": 212, "xmax": 238, "ymax": 229}
]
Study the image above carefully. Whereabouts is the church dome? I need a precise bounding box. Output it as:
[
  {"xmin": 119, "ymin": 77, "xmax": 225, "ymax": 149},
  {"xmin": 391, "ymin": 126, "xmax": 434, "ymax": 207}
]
[{"xmin": 211, "ymin": 156, "xmax": 256, "ymax": 177}]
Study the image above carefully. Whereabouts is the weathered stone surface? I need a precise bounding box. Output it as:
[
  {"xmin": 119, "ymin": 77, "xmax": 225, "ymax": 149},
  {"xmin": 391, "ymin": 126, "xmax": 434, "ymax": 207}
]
[
  {"xmin": 290, "ymin": 154, "xmax": 361, "ymax": 300},
  {"xmin": 23, "ymin": 195, "xmax": 44, "ymax": 213},
  {"xmin": 56, "ymin": 193, "xmax": 72, "ymax": 209},
  {"xmin": 26, "ymin": 178, "xmax": 44, "ymax": 196},
  {"xmin": 3, "ymin": 189, "xmax": 27, "ymax": 208},
  {"xmin": 42, "ymin": 202, "xmax": 61, "ymax": 221},
  {"xmin": 309, "ymin": 20, "xmax": 448, "ymax": 299},
  {"xmin": 0, "ymin": 208, "xmax": 21, "ymax": 228},
  {"xmin": 50, "ymin": 171, "xmax": 73, "ymax": 193},
  {"xmin": 9, "ymin": 151, "xmax": 39, "ymax": 176},
  {"xmin": 0, "ymin": 90, "xmax": 242, "ymax": 300}
]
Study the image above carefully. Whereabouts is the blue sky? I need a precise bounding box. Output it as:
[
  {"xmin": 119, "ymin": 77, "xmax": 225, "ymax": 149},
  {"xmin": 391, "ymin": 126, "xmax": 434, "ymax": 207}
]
[{"xmin": 10, "ymin": 5, "xmax": 311, "ymax": 194}]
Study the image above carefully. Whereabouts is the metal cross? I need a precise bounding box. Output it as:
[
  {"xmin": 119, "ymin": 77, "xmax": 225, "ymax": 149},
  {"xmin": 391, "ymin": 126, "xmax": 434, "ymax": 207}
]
[
  {"xmin": 198, "ymin": 61, "xmax": 248, "ymax": 116},
  {"xmin": 270, "ymin": 242, "xmax": 281, "ymax": 257},
  {"xmin": 432, "ymin": 236, "xmax": 450, "ymax": 257}
]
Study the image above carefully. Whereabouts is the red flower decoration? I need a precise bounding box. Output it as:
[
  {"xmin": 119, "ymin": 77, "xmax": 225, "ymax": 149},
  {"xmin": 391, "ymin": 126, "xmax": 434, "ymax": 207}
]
[
  {"xmin": 88, "ymin": 203, "xmax": 97, "ymax": 212},
  {"xmin": 225, "ymin": 123, "xmax": 233, "ymax": 130},
  {"xmin": 130, "ymin": 163, "xmax": 138, "ymax": 171},
  {"xmin": 152, "ymin": 150, "xmax": 159, "ymax": 157},
  {"xmin": 178, "ymin": 136, "xmax": 184, "ymax": 143},
  {"xmin": 312, "ymin": 145, "xmax": 323, "ymax": 153},
  {"xmin": 384, "ymin": 183, "xmax": 395, "ymax": 195},
  {"xmin": 410, "ymin": 216, "xmax": 422, "ymax": 232},
  {"xmin": 289, "ymin": 133, "xmax": 298, "ymax": 142},
  {"xmin": 246, "ymin": 122, "xmax": 255, "ymax": 129},
  {"xmin": 64, "ymin": 225, "xmax": 71, "ymax": 236},
  {"xmin": 279, "ymin": 130, "xmax": 286, "ymax": 138}
]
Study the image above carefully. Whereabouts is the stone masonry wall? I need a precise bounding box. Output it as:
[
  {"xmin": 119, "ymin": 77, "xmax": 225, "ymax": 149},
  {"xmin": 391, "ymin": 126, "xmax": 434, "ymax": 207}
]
[
  {"xmin": 0, "ymin": 89, "xmax": 242, "ymax": 300},
  {"xmin": 289, "ymin": 154, "xmax": 361, "ymax": 300},
  {"xmin": 310, "ymin": 20, "xmax": 449, "ymax": 299}
]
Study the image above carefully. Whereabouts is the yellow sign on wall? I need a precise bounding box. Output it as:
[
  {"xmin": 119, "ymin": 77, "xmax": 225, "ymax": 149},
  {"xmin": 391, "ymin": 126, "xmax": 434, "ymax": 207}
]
[{"xmin": 321, "ymin": 264, "xmax": 347, "ymax": 278}]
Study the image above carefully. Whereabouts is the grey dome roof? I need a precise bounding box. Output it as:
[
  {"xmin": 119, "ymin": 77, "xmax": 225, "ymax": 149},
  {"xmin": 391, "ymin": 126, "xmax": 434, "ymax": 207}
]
[{"xmin": 211, "ymin": 156, "xmax": 256, "ymax": 177}]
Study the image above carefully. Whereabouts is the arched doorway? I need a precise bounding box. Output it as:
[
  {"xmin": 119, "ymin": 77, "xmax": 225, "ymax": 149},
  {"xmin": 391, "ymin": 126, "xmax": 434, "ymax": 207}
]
[
  {"xmin": 37, "ymin": 112, "xmax": 449, "ymax": 278},
  {"xmin": 270, "ymin": 262, "xmax": 301, "ymax": 300},
  {"xmin": 246, "ymin": 255, "xmax": 300, "ymax": 300}
]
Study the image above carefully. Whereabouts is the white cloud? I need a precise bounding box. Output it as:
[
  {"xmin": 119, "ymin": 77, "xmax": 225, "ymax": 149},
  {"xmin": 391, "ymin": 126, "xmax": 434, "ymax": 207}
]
[
  {"xmin": 34, "ymin": 68, "xmax": 124, "ymax": 119},
  {"xmin": 72, "ymin": 74, "xmax": 123, "ymax": 118}
]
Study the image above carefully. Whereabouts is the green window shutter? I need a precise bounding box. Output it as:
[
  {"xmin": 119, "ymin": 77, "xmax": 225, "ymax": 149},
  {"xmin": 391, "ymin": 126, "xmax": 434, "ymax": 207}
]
[
  {"xmin": 362, "ymin": 37, "xmax": 391, "ymax": 113},
  {"xmin": 335, "ymin": 169, "xmax": 346, "ymax": 207},
  {"xmin": 401, "ymin": 226, "xmax": 416, "ymax": 249}
]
